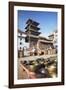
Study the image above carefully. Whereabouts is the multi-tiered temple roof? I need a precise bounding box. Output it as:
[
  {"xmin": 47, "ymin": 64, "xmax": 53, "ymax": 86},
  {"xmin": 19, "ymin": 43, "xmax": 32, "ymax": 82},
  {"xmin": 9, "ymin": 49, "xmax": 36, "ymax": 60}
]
[{"xmin": 25, "ymin": 19, "xmax": 41, "ymax": 36}]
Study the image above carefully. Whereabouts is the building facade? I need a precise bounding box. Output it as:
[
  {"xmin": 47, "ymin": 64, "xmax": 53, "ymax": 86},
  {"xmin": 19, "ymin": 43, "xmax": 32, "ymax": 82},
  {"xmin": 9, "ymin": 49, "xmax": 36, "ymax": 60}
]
[
  {"xmin": 25, "ymin": 19, "xmax": 56, "ymax": 56},
  {"xmin": 18, "ymin": 19, "xmax": 57, "ymax": 57},
  {"xmin": 18, "ymin": 30, "xmax": 30, "ymax": 57},
  {"xmin": 48, "ymin": 30, "xmax": 58, "ymax": 49},
  {"xmin": 18, "ymin": 30, "xmax": 29, "ymax": 50}
]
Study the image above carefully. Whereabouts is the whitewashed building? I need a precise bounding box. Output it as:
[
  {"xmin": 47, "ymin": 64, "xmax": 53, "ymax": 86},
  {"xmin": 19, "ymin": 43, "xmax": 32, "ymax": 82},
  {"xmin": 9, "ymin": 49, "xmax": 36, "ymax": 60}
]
[
  {"xmin": 17, "ymin": 30, "xmax": 29, "ymax": 51},
  {"xmin": 48, "ymin": 30, "xmax": 58, "ymax": 49},
  {"xmin": 18, "ymin": 30, "xmax": 30, "ymax": 57}
]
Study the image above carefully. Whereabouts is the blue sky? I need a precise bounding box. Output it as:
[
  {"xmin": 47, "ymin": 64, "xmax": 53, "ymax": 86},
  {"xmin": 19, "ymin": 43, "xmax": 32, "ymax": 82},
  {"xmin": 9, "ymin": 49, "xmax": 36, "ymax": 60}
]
[{"xmin": 18, "ymin": 10, "xmax": 57, "ymax": 37}]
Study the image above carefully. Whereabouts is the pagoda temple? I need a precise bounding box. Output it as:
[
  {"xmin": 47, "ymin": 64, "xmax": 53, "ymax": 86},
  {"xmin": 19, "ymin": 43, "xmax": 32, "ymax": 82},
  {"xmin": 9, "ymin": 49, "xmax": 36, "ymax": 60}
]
[{"xmin": 25, "ymin": 19, "xmax": 41, "ymax": 50}]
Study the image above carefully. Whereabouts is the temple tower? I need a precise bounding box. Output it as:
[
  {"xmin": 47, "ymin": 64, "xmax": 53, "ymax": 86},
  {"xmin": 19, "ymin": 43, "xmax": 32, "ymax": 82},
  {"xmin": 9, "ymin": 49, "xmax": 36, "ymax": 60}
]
[{"xmin": 25, "ymin": 19, "xmax": 41, "ymax": 50}]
